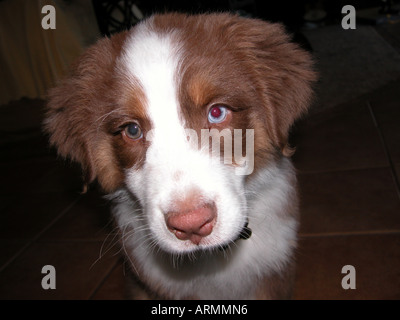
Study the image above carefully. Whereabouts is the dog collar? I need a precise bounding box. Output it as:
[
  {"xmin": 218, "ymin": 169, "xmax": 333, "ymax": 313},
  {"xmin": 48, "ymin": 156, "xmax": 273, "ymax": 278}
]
[
  {"xmin": 238, "ymin": 221, "xmax": 252, "ymax": 240},
  {"xmin": 219, "ymin": 221, "xmax": 252, "ymax": 251}
]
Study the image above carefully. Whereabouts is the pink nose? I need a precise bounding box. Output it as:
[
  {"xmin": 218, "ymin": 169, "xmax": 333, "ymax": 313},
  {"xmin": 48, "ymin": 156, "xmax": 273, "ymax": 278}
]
[{"xmin": 166, "ymin": 202, "xmax": 217, "ymax": 245}]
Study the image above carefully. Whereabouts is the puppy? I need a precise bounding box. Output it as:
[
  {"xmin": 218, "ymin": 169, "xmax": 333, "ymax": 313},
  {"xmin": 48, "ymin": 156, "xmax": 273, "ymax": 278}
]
[{"xmin": 44, "ymin": 13, "xmax": 316, "ymax": 299}]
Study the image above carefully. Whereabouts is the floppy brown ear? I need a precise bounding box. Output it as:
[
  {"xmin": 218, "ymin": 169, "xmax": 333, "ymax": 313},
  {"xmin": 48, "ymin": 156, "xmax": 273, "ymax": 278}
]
[
  {"xmin": 43, "ymin": 32, "xmax": 128, "ymax": 191},
  {"xmin": 240, "ymin": 19, "xmax": 317, "ymax": 155}
]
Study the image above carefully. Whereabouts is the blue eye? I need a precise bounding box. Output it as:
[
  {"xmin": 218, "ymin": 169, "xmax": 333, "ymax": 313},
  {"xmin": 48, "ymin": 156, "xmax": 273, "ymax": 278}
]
[
  {"xmin": 208, "ymin": 105, "xmax": 227, "ymax": 123},
  {"xmin": 124, "ymin": 123, "xmax": 142, "ymax": 140}
]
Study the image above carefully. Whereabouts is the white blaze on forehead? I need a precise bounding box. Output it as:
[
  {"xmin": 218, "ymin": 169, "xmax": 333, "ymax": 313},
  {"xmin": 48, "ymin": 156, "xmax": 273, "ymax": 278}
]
[
  {"xmin": 118, "ymin": 20, "xmax": 250, "ymax": 255},
  {"xmin": 121, "ymin": 21, "xmax": 185, "ymax": 151}
]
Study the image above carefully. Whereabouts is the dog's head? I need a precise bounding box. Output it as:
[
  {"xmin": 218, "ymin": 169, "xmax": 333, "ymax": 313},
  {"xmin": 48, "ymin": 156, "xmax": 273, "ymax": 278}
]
[{"xmin": 44, "ymin": 13, "xmax": 315, "ymax": 254}]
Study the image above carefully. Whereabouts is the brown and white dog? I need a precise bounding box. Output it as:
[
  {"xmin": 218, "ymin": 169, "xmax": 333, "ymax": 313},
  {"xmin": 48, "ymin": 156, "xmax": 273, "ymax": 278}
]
[{"xmin": 44, "ymin": 13, "xmax": 316, "ymax": 299}]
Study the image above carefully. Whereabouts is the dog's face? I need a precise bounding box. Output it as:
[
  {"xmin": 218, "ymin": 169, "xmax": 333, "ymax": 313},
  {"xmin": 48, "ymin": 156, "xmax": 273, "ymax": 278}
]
[{"xmin": 44, "ymin": 13, "xmax": 315, "ymax": 254}]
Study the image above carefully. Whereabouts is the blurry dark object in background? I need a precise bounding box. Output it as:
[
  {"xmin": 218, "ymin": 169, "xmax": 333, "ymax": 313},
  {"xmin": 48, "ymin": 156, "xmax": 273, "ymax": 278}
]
[
  {"xmin": 92, "ymin": 0, "xmax": 145, "ymax": 36},
  {"xmin": 92, "ymin": 0, "xmax": 314, "ymax": 36}
]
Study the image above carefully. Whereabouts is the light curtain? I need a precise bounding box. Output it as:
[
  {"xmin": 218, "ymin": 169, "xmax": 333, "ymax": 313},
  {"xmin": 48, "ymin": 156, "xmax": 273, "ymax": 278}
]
[{"xmin": 0, "ymin": 0, "xmax": 100, "ymax": 105}]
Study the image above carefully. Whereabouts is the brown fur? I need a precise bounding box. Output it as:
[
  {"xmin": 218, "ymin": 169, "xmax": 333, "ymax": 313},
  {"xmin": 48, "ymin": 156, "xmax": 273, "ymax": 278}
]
[
  {"xmin": 153, "ymin": 13, "xmax": 316, "ymax": 162},
  {"xmin": 44, "ymin": 13, "xmax": 315, "ymax": 194}
]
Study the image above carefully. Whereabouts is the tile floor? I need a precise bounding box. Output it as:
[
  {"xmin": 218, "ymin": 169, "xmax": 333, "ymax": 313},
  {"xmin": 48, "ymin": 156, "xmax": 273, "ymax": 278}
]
[
  {"xmin": 291, "ymin": 79, "xmax": 400, "ymax": 299},
  {"xmin": 1, "ymin": 43, "xmax": 399, "ymax": 301}
]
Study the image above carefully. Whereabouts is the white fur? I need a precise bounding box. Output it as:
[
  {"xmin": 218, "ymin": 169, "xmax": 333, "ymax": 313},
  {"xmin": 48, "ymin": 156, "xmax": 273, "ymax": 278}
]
[
  {"xmin": 111, "ymin": 158, "xmax": 298, "ymax": 299},
  {"xmin": 110, "ymin": 20, "xmax": 298, "ymax": 299},
  {"xmin": 119, "ymin": 20, "xmax": 247, "ymax": 254}
]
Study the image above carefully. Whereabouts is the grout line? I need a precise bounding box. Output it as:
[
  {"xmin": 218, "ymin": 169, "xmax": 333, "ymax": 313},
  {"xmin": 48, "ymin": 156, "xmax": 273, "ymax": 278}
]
[
  {"xmin": 372, "ymin": 26, "xmax": 400, "ymax": 56},
  {"xmin": 35, "ymin": 238, "xmax": 111, "ymax": 243},
  {"xmin": 299, "ymin": 230, "xmax": 400, "ymax": 238},
  {"xmin": 88, "ymin": 258, "xmax": 122, "ymax": 300},
  {"xmin": 0, "ymin": 242, "xmax": 34, "ymax": 274},
  {"xmin": 295, "ymin": 163, "xmax": 391, "ymax": 176},
  {"xmin": 367, "ymin": 100, "xmax": 400, "ymax": 200},
  {"xmin": 0, "ymin": 195, "xmax": 82, "ymax": 273}
]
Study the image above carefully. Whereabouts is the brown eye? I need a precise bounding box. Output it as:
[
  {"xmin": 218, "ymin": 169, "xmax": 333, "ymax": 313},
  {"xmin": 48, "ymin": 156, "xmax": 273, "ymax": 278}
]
[{"xmin": 124, "ymin": 123, "xmax": 142, "ymax": 140}]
